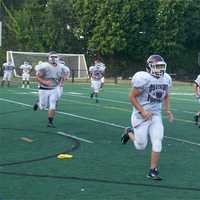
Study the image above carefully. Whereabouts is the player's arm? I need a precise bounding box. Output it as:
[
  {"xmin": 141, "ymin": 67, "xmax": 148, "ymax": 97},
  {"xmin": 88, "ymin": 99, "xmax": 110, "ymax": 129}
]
[
  {"xmin": 63, "ymin": 68, "xmax": 70, "ymax": 80},
  {"xmin": 59, "ymin": 67, "xmax": 70, "ymax": 86},
  {"xmin": 36, "ymin": 72, "xmax": 51, "ymax": 87},
  {"xmin": 193, "ymin": 82, "xmax": 199, "ymax": 97},
  {"xmin": 88, "ymin": 66, "xmax": 93, "ymax": 78},
  {"xmin": 88, "ymin": 70, "xmax": 92, "ymax": 78},
  {"xmin": 29, "ymin": 65, "xmax": 33, "ymax": 74},
  {"xmin": 129, "ymin": 88, "xmax": 152, "ymax": 120},
  {"xmin": 163, "ymin": 94, "xmax": 173, "ymax": 122},
  {"xmin": 13, "ymin": 67, "xmax": 17, "ymax": 77}
]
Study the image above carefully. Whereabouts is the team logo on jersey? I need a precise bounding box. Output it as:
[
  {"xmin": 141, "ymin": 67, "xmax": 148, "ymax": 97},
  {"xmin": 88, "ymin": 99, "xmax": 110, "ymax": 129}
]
[
  {"xmin": 147, "ymin": 84, "xmax": 168, "ymax": 103},
  {"xmin": 92, "ymin": 70, "xmax": 102, "ymax": 80}
]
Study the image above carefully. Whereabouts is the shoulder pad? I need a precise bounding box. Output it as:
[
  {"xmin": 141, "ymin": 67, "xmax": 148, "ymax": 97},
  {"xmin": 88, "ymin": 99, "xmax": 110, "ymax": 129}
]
[{"xmin": 131, "ymin": 71, "xmax": 150, "ymax": 88}]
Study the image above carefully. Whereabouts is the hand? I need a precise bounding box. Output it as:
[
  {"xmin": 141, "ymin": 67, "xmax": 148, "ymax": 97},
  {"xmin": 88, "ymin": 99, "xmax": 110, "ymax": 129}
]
[
  {"xmin": 44, "ymin": 80, "xmax": 52, "ymax": 87},
  {"xmin": 59, "ymin": 77, "xmax": 65, "ymax": 86},
  {"xmin": 166, "ymin": 110, "xmax": 173, "ymax": 122},
  {"xmin": 141, "ymin": 111, "xmax": 153, "ymax": 121}
]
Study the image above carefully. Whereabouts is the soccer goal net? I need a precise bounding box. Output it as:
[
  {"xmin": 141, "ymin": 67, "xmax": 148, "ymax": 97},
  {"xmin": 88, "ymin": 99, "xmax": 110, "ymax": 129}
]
[{"xmin": 7, "ymin": 51, "xmax": 89, "ymax": 79}]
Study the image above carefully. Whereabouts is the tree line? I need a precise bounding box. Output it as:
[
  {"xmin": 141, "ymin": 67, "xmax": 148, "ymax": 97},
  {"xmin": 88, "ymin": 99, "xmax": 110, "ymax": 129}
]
[{"xmin": 1, "ymin": 0, "xmax": 200, "ymax": 79}]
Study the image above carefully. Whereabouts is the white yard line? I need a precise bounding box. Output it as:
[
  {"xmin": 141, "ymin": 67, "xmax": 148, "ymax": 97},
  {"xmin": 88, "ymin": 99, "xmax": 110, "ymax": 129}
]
[
  {"xmin": 57, "ymin": 131, "xmax": 94, "ymax": 144},
  {"xmin": 0, "ymin": 98, "xmax": 32, "ymax": 108},
  {"xmin": 63, "ymin": 92, "xmax": 130, "ymax": 105},
  {"xmin": 56, "ymin": 110, "xmax": 125, "ymax": 128},
  {"xmin": 165, "ymin": 136, "xmax": 200, "ymax": 147},
  {"xmin": 1, "ymin": 97, "xmax": 200, "ymax": 147}
]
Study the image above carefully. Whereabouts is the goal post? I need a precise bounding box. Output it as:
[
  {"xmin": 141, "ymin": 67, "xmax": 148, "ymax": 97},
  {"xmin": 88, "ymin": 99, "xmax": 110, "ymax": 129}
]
[{"xmin": 7, "ymin": 50, "xmax": 89, "ymax": 79}]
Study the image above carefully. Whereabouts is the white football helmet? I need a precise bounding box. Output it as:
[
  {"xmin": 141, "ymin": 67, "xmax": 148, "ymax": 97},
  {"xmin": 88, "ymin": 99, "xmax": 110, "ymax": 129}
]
[
  {"xmin": 59, "ymin": 57, "xmax": 65, "ymax": 65},
  {"xmin": 48, "ymin": 51, "xmax": 59, "ymax": 65},
  {"xmin": 146, "ymin": 55, "xmax": 167, "ymax": 78}
]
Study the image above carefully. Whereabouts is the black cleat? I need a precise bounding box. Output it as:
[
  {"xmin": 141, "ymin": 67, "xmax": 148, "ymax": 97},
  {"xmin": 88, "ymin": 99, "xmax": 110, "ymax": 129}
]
[
  {"xmin": 147, "ymin": 168, "xmax": 162, "ymax": 181},
  {"xmin": 33, "ymin": 102, "xmax": 38, "ymax": 111},
  {"xmin": 90, "ymin": 93, "xmax": 94, "ymax": 99},
  {"xmin": 47, "ymin": 122, "xmax": 56, "ymax": 128},
  {"xmin": 194, "ymin": 115, "xmax": 199, "ymax": 125},
  {"xmin": 121, "ymin": 127, "xmax": 133, "ymax": 144}
]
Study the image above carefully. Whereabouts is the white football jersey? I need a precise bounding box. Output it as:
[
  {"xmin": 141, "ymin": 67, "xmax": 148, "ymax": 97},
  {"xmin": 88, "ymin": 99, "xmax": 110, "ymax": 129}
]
[
  {"xmin": 89, "ymin": 63, "xmax": 105, "ymax": 80},
  {"xmin": 3, "ymin": 62, "xmax": 15, "ymax": 72},
  {"xmin": 131, "ymin": 71, "xmax": 172, "ymax": 113},
  {"xmin": 20, "ymin": 64, "xmax": 32, "ymax": 74},
  {"xmin": 194, "ymin": 75, "xmax": 200, "ymax": 97},
  {"xmin": 194, "ymin": 75, "xmax": 200, "ymax": 87},
  {"xmin": 61, "ymin": 64, "xmax": 70, "ymax": 79},
  {"xmin": 35, "ymin": 62, "xmax": 64, "ymax": 89}
]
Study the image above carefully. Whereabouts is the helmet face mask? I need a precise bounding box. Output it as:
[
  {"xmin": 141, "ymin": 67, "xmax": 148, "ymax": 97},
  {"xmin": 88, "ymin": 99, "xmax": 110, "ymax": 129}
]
[
  {"xmin": 147, "ymin": 55, "xmax": 167, "ymax": 78},
  {"xmin": 48, "ymin": 52, "xmax": 59, "ymax": 65}
]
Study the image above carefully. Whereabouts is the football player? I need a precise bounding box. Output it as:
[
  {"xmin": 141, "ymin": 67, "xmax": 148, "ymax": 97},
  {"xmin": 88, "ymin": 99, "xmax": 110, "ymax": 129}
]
[
  {"xmin": 193, "ymin": 75, "xmax": 200, "ymax": 125},
  {"xmin": 56, "ymin": 57, "xmax": 70, "ymax": 100},
  {"xmin": 121, "ymin": 55, "xmax": 173, "ymax": 180},
  {"xmin": 20, "ymin": 61, "xmax": 32, "ymax": 88},
  {"xmin": 33, "ymin": 51, "xmax": 66, "ymax": 128},
  {"xmin": 89, "ymin": 58, "xmax": 106, "ymax": 103},
  {"xmin": 1, "ymin": 60, "xmax": 16, "ymax": 87}
]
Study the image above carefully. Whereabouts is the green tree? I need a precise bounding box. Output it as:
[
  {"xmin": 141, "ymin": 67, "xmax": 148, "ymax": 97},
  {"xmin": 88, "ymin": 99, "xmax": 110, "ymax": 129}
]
[{"xmin": 43, "ymin": 0, "xmax": 82, "ymax": 53}]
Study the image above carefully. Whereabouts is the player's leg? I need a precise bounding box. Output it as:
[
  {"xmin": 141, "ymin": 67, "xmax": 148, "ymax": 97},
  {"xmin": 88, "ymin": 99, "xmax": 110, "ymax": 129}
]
[
  {"xmin": 33, "ymin": 89, "xmax": 48, "ymax": 111},
  {"xmin": 1, "ymin": 72, "xmax": 6, "ymax": 86},
  {"xmin": 90, "ymin": 80, "xmax": 95, "ymax": 99},
  {"xmin": 22, "ymin": 81, "xmax": 25, "ymax": 88},
  {"xmin": 7, "ymin": 72, "xmax": 12, "ymax": 87},
  {"xmin": 47, "ymin": 109, "xmax": 56, "ymax": 127},
  {"xmin": 26, "ymin": 74, "xmax": 30, "ymax": 88},
  {"xmin": 94, "ymin": 92, "xmax": 99, "ymax": 103},
  {"xmin": 121, "ymin": 113, "xmax": 137, "ymax": 143},
  {"xmin": 94, "ymin": 80, "xmax": 101, "ymax": 103},
  {"xmin": 1, "ymin": 80, "xmax": 5, "ymax": 86},
  {"xmin": 22, "ymin": 75, "xmax": 25, "ymax": 88},
  {"xmin": 57, "ymin": 85, "xmax": 63, "ymax": 100},
  {"xmin": 121, "ymin": 127, "xmax": 134, "ymax": 144},
  {"xmin": 47, "ymin": 88, "xmax": 58, "ymax": 127},
  {"xmin": 55, "ymin": 85, "xmax": 63, "ymax": 108},
  {"xmin": 100, "ymin": 77, "xmax": 104, "ymax": 89},
  {"xmin": 121, "ymin": 113, "xmax": 148, "ymax": 147},
  {"xmin": 26, "ymin": 81, "xmax": 30, "ymax": 88},
  {"xmin": 147, "ymin": 115, "xmax": 164, "ymax": 180},
  {"xmin": 194, "ymin": 111, "xmax": 200, "ymax": 125}
]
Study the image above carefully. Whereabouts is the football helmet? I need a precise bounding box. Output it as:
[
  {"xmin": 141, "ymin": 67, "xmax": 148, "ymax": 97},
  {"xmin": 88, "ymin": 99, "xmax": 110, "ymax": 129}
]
[
  {"xmin": 146, "ymin": 55, "xmax": 167, "ymax": 77},
  {"xmin": 48, "ymin": 51, "xmax": 59, "ymax": 65},
  {"xmin": 59, "ymin": 57, "xmax": 65, "ymax": 65}
]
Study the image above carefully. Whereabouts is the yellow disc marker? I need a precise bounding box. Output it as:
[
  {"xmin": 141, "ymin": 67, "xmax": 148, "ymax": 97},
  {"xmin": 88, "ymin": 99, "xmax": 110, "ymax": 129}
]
[{"xmin": 57, "ymin": 154, "xmax": 73, "ymax": 160}]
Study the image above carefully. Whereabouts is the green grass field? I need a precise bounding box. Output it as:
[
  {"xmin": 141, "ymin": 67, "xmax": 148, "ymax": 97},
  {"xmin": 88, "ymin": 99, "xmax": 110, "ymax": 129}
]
[{"xmin": 0, "ymin": 80, "xmax": 200, "ymax": 200}]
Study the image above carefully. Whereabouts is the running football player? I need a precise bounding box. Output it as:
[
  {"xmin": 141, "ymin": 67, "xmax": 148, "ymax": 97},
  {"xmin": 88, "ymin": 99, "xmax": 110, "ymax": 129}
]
[
  {"xmin": 1, "ymin": 60, "xmax": 16, "ymax": 87},
  {"xmin": 121, "ymin": 55, "xmax": 173, "ymax": 180},
  {"xmin": 33, "ymin": 51, "xmax": 66, "ymax": 128},
  {"xmin": 20, "ymin": 61, "xmax": 32, "ymax": 88},
  {"xmin": 89, "ymin": 58, "xmax": 106, "ymax": 103}
]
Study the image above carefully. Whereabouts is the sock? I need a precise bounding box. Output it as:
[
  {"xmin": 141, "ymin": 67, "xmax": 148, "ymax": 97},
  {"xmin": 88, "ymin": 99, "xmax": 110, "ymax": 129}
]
[
  {"xmin": 48, "ymin": 117, "xmax": 53, "ymax": 124},
  {"xmin": 194, "ymin": 115, "xmax": 199, "ymax": 122}
]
